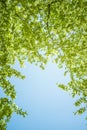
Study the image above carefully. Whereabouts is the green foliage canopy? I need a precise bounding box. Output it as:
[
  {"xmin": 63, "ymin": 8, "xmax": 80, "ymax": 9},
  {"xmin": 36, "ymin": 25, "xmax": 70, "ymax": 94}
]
[{"xmin": 0, "ymin": 0, "xmax": 87, "ymax": 129}]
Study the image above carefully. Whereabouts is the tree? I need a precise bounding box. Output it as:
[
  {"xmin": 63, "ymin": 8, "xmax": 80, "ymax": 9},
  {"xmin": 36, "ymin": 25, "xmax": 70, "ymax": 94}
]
[{"xmin": 0, "ymin": 0, "xmax": 87, "ymax": 129}]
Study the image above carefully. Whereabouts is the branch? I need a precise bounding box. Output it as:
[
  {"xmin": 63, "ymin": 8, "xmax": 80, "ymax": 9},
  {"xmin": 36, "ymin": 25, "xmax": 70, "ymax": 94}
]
[{"xmin": 46, "ymin": 4, "xmax": 50, "ymax": 28}]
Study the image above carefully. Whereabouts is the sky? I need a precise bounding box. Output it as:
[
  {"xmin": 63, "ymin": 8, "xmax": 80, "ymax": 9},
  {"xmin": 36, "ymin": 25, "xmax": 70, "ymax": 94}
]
[{"xmin": 6, "ymin": 61, "xmax": 87, "ymax": 130}]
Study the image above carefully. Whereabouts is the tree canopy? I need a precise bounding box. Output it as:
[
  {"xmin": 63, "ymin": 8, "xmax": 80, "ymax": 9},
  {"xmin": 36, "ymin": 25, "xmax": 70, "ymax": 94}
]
[{"xmin": 0, "ymin": 0, "xmax": 87, "ymax": 129}]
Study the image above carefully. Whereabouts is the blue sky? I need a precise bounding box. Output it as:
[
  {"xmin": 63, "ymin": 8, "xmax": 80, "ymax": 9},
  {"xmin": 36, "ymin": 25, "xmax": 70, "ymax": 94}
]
[{"xmin": 7, "ymin": 61, "xmax": 87, "ymax": 130}]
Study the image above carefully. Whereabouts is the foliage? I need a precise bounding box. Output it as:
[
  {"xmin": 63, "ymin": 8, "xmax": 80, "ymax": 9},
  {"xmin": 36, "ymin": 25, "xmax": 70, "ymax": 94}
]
[{"xmin": 0, "ymin": 0, "xmax": 87, "ymax": 129}]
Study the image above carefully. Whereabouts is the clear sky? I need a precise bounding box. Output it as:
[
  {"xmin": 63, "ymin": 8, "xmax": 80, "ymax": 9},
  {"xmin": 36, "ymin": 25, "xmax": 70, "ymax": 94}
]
[{"xmin": 7, "ymin": 61, "xmax": 87, "ymax": 130}]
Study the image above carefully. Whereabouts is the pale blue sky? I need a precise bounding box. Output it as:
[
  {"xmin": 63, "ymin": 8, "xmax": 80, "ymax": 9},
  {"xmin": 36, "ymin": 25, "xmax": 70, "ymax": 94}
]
[{"xmin": 7, "ymin": 61, "xmax": 87, "ymax": 130}]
